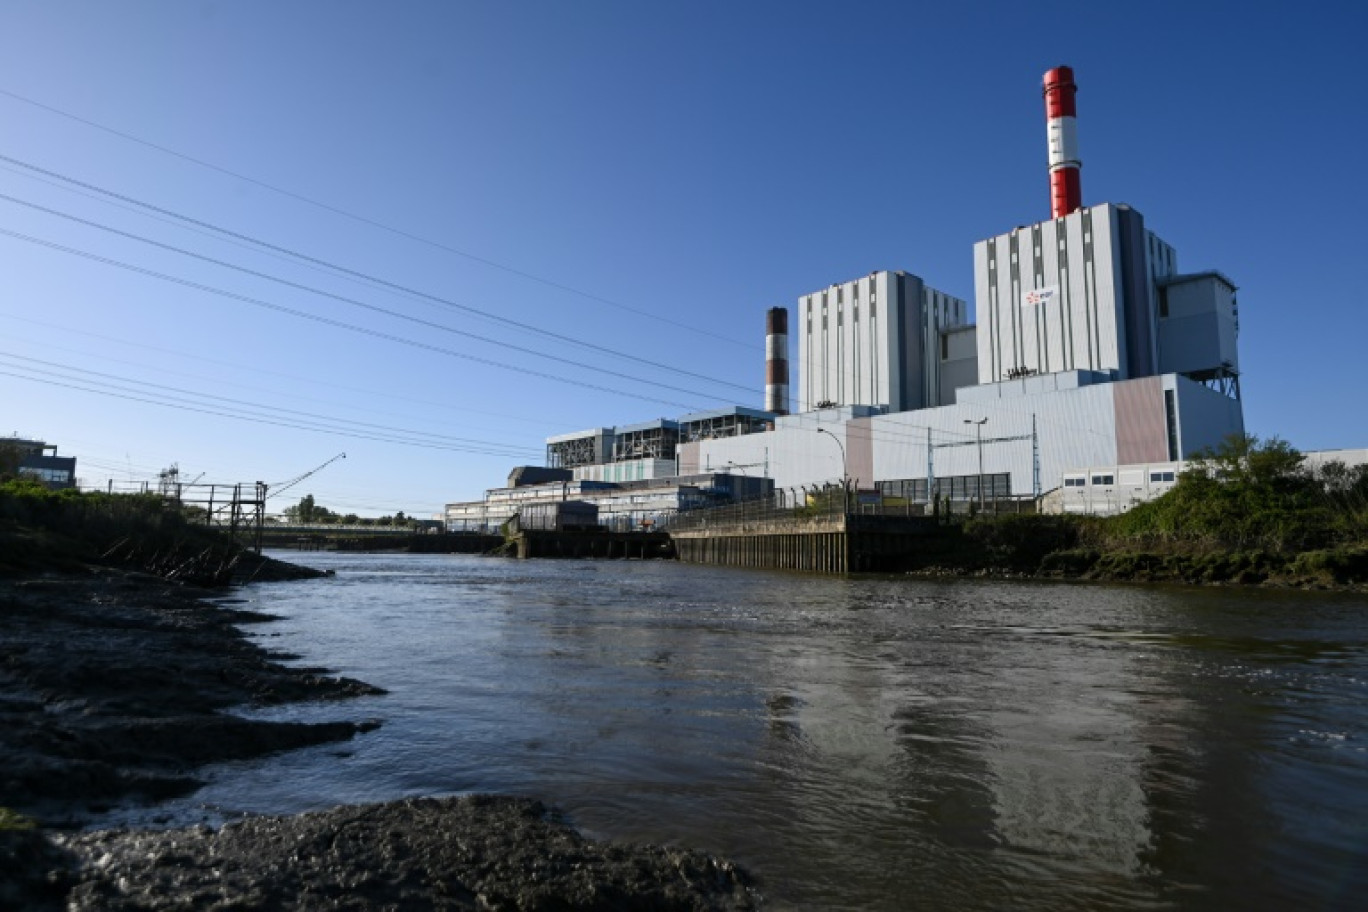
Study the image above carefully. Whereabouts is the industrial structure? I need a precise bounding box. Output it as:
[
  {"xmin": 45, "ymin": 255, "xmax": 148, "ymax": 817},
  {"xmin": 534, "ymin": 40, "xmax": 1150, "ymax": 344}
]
[
  {"xmin": 798, "ymin": 270, "xmax": 970, "ymax": 413},
  {"xmin": 445, "ymin": 66, "xmax": 1248, "ymax": 531}
]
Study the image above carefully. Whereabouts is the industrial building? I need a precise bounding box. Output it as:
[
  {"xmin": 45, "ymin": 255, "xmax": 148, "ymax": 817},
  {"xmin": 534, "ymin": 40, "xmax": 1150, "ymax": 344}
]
[
  {"xmin": 445, "ymin": 66, "xmax": 1249, "ymax": 529},
  {"xmin": 798, "ymin": 270, "xmax": 970, "ymax": 413}
]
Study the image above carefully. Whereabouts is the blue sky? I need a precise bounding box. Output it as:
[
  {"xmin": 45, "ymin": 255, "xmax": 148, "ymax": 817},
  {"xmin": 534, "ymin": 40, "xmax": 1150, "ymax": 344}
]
[{"xmin": 1, "ymin": 1, "xmax": 1364, "ymax": 515}]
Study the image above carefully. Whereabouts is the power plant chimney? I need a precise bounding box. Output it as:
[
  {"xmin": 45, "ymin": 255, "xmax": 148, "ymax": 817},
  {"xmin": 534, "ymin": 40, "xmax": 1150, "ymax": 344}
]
[
  {"xmin": 1043, "ymin": 65, "xmax": 1082, "ymax": 218},
  {"xmin": 765, "ymin": 307, "xmax": 789, "ymax": 415}
]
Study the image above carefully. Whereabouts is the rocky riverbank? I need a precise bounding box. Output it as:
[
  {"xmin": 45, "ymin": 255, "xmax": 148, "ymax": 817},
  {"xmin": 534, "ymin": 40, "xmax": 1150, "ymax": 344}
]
[{"xmin": 0, "ymin": 568, "xmax": 759, "ymax": 909}]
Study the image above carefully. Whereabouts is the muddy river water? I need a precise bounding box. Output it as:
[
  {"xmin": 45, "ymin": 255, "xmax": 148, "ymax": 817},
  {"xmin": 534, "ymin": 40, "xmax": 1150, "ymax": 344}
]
[{"xmin": 102, "ymin": 553, "xmax": 1368, "ymax": 910}]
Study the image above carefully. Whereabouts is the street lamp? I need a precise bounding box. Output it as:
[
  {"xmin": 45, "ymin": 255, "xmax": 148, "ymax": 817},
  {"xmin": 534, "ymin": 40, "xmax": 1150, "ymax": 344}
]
[
  {"xmin": 964, "ymin": 417, "xmax": 988, "ymax": 510},
  {"xmin": 816, "ymin": 427, "xmax": 847, "ymax": 484}
]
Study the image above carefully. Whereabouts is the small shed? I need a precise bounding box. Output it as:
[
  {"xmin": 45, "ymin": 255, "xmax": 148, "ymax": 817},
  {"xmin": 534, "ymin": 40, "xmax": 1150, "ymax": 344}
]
[{"xmin": 519, "ymin": 500, "xmax": 599, "ymax": 532}]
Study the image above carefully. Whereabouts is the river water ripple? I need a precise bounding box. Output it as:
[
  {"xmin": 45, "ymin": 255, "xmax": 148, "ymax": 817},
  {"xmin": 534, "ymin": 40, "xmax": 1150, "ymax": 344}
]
[{"xmin": 103, "ymin": 553, "xmax": 1368, "ymax": 910}]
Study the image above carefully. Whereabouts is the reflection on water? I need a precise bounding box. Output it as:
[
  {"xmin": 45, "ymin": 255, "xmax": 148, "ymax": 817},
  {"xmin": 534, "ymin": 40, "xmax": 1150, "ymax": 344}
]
[{"xmin": 102, "ymin": 554, "xmax": 1368, "ymax": 910}]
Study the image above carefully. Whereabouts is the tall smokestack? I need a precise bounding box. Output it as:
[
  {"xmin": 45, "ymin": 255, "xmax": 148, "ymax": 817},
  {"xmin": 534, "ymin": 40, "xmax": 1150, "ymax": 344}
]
[
  {"xmin": 1043, "ymin": 65, "xmax": 1082, "ymax": 218},
  {"xmin": 765, "ymin": 307, "xmax": 789, "ymax": 416}
]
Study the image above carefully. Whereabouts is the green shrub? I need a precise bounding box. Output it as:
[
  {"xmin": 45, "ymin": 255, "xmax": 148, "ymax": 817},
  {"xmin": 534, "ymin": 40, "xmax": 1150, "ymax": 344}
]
[
  {"xmin": 1037, "ymin": 548, "xmax": 1099, "ymax": 577},
  {"xmin": 0, "ymin": 807, "xmax": 35, "ymax": 831}
]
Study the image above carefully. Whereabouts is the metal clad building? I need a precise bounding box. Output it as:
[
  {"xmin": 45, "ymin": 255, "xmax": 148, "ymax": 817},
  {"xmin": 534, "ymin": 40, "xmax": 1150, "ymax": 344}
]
[
  {"xmin": 798, "ymin": 271, "xmax": 968, "ymax": 413},
  {"xmin": 974, "ymin": 204, "xmax": 1176, "ymax": 384}
]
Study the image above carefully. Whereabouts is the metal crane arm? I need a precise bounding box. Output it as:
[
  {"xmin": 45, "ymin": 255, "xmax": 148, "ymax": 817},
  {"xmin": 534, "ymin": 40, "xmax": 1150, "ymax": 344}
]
[{"xmin": 268, "ymin": 452, "xmax": 347, "ymax": 500}]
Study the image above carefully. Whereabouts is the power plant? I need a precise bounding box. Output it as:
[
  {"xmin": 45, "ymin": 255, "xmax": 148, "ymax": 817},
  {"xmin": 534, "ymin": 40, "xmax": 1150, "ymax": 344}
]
[{"xmin": 446, "ymin": 67, "xmax": 1245, "ymax": 531}]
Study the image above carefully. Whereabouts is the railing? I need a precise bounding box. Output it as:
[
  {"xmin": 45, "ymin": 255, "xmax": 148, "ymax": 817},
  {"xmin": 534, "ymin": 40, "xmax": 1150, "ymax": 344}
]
[
  {"xmin": 669, "ymin": 485, "xmax": 852, "ymax": 533},
  {"xmin": 668, "ymin": 485, "xmax": 1038, "ymax": 534}
]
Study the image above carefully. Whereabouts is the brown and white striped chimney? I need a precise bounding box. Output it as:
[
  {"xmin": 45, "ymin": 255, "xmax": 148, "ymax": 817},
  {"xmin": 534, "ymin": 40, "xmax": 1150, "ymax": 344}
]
[{"xmin": 765, "ymin": 307, "xmax": 789, "ymax": 415}]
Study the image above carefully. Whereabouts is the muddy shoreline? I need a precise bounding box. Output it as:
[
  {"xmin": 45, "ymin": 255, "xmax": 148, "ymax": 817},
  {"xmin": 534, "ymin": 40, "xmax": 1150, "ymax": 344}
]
[{"xmin": 0, "ymin": 568, "xmax": 759, "ymax": 910}]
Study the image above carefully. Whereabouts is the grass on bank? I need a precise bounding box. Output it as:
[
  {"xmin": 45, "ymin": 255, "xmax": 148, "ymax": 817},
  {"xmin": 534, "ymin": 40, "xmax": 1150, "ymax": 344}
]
[
  {"xmin": 0, "ymin": 477, "xmax": 304, "ymax": 583},
  {"xmin": 956, "ymin": 434, "xmax": 1368, "ymax": 586}
]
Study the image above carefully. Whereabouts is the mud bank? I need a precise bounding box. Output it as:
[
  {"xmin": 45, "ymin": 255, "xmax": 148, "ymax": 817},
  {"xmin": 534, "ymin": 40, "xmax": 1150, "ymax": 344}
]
[
  {"xmin": 0, "ymin": 568, "xmax": 761, "ymax": 909},
  {"xmin": 18, "ymin": 795, "xmax": 755, "ymax": 910},
  {"xmin": 0, "ymin": 569, "xmax": 383, "ymax": 825}
]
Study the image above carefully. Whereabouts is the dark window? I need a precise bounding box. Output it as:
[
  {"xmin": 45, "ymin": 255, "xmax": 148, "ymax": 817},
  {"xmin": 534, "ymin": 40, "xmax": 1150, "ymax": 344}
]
[{"xmin": 1164, "ymin": 390, "xmax": 1179, "ymax": 460}]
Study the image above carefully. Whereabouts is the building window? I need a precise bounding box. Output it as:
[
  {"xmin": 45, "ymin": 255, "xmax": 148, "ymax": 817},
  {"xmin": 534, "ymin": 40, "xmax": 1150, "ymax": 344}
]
[
  {"xmin": 1064, "ymin": 476, "xmax": 1086, "ymax": 488},
  {"xmin": 1091, "ymin": 474, "xmax": 1115, "ymax": 486},
  {"xmin": 1149, "ymin": 471, "xmax": 1176, "ymax": 483},
  {"xmin": 1164, "ymin": 389, "xmax": 1179, "ymax": 461}
]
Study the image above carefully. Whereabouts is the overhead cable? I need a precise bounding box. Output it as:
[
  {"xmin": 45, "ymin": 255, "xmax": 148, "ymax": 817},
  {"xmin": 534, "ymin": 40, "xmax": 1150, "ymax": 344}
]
[
  {"xmin": 0, "ymin": 155, "xmax": 759, "ymax": 392},
  {"xmin": 0, "ymin": 88, "xmax": 757, "ymax": 349}
]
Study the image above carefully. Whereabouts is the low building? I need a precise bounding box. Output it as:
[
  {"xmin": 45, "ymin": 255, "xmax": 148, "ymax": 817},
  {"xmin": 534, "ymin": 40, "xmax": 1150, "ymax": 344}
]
[
  {"xmin": 2, "ymin": 437, "xmax": 77, "ymax": 489},
  {"xmin": 444, "ymin": 472, "xmax": 772, "ymax": 534}
]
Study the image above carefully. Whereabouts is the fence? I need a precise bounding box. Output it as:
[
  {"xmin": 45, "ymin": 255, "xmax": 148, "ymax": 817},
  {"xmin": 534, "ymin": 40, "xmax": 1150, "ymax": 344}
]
[{"xmin": 668, "ymin": 483, "xmax": 1036, "ymax": 535}]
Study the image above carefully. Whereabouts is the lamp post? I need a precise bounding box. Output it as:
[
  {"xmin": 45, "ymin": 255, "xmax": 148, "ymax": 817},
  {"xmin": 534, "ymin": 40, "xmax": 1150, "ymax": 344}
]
[
  {"xmin": 817, "ymin": 427, "xmax": 848, "ymax": 514},
  {"xmin": 964, "ymin": 417, "xmax": 988, "ymax": 510},
  {"xmin": 816, "ymin": 428, "xmax": 847, "ymax": 483}
]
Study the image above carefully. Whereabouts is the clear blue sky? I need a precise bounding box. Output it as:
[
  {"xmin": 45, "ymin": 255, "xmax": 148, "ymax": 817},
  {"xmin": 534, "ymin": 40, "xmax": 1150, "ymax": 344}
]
[{"xmin": 2, "ymin": 1, "xmax": 1364, "ymax": 515}]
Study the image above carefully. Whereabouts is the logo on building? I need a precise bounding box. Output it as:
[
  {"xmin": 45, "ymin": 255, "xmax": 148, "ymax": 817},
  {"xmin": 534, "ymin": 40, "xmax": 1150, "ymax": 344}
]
[{"xmin": 1022, "ymin": 286, "xmax": 1057, "ymax": 307}]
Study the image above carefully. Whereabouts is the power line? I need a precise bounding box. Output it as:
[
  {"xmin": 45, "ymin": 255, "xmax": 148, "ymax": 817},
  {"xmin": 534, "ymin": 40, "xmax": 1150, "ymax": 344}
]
[
  {"xmin": 0, "ymin": 354, "xmax": 544, "ymax": 458},
  {"xmin": 0, "ymin": 225, "xmax": 710, "ymax": 412},
  {"xmin": 0, "ymin": 193, "xmax": 751, "ymax": 405},
  {"xmin": 0, "ymin": 350, "xmax": 542, "ymax": 454},
  {"xmin": 0, "ymin": 311, "xmax": 554, "ymax": 430},
  {"xmin": 0, "ymin": 156, "xmax": 761, "ymax": 393},
  {"xmin": 0, "ymin": 88, "xmax": 758, "ymax": 350}
]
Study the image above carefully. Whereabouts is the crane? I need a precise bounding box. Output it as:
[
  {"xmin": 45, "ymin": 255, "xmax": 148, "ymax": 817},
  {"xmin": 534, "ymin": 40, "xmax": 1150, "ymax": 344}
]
[{"xmin": 268, "ymin": 452, "xmax": 347, "ymax": 501}]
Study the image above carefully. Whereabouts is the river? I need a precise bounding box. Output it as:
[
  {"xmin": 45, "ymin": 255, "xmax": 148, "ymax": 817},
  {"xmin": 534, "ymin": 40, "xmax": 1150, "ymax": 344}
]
[{"xmin": 103, "ymin": 553, "xmax": 1368, "ymax": 910}]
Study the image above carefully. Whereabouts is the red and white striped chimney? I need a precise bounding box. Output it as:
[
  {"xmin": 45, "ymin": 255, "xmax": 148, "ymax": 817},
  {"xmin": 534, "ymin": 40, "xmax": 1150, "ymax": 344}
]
[
  {"xmin": 1043, "ymin": 65, "xmax": 1082, "ymax": 218},
  {"xmin": 765, "ymin": 307, "xmax": 789, "ymax": 416}
]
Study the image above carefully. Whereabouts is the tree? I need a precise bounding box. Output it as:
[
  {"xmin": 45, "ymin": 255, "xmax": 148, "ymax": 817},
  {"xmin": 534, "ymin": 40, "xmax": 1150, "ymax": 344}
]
[
  {"xmin": 0, "ymin": 443, "xmax": 21, "ymax": 480},
  {"xmin": 284, "ymin": 494, "xmax": 337, "ymax": 524}
]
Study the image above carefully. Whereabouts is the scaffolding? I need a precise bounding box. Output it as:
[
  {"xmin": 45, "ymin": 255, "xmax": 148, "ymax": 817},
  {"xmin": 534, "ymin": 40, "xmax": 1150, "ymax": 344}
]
[{"xmin": 163, "ymin": 481, "xmax": 268, "ymax": 553}]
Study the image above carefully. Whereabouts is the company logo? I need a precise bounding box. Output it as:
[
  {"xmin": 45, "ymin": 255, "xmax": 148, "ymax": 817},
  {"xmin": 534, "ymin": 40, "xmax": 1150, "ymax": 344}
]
[{"xmin": 1023, "ymin": 286, "xmax": 1058, "ymax": 307}]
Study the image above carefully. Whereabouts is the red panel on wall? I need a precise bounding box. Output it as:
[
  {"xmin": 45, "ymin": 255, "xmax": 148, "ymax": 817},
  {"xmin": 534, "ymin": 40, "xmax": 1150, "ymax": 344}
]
[
  {"xmin": 847, "ymin": 418, "xmax": 876, "ymax": 488},
  {"xmin": 1114, "ymin": 377, "xmax": 1168, "ymax": 465},
  {"xmin": 677, "ymin": 441, "xmax": 700, "ymax": 476}
]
